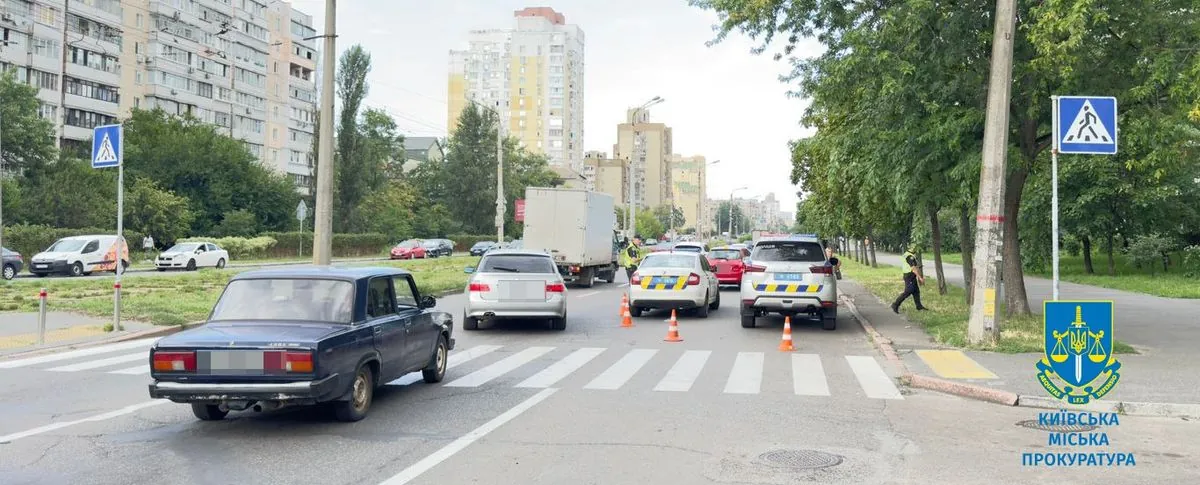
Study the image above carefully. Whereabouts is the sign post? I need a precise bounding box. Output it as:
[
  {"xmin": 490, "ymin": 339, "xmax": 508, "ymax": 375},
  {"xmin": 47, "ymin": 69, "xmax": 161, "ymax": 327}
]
[
  {"xmin": 296, "ymin": 200, "xmax": 308, "ymax": 257},
  {"xmin": 92, "ymin": 124, "xmax": 124, "ymax": 331},
  {"xmin": 1051, "ymin": 96, "xmax": 1118, "ymax": 300}
]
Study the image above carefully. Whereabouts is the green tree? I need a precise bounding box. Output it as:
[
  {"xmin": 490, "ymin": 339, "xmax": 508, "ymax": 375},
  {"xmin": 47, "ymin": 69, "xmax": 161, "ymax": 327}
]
[
  {"xmin": 214, "ymin": 209, "xmax": 259, "ymax": 237},
  {"xmin": 349, "ymin": 183, "xmax": 418, "ymax": 239},
  {"xmin": 654, "ymin": 205, "xmax": 685, "ymax": 230},
  {"xmin": 713, "ymin": 201, "xmax": 749, "ymax": 235},
  {"xmin": 125, "ymin": 178, "xmax": 194, "ymax": 245},
  {"xmin": 334, "ymin": 45, "xmax": 373, "ymax": 230},
  {"xmin": 635, "ymin": 208, "xmax": 664, "ymax": 240},
  {"xmin": 19, "ymin": 158, "xmax": 114, "ymax": 228},
  {"xmin": 0, "ymin": 70, "xmax": 57, "ymax": 179}
]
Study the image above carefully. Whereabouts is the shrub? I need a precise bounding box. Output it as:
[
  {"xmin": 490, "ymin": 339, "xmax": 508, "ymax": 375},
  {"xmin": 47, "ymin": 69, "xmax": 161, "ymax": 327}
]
[
  {"xmin": 261, "ymin": 232, "xmax": 390, "ymax": 258},
  {"xmin": 2, "ymin": 224, "xmax": 146, "ymax": 260},
  {"xmin": 178, "ymin": 236, "xmax": 277, "ymax": 259},
  {"xmin": 1182, "ymin": 245, "xmax": 1200, "ymax": 277},
  {"xmin": 1125, "ymin": 234, "xmax": 1176, "ymax": 274},
  {"xmin": 447, "ymin": 234, "xmax": 499, "ymax": 252}
]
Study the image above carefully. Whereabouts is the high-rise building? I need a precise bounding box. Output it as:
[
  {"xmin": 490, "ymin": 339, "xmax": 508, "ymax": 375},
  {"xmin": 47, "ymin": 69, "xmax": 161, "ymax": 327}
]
[
  {"xmin": 0, "ymin": 0, "xmax": 316, "ymax": 193},
  {"xmin": 582, "ymin": 150, "xmax": 628, "ymax": 206},
  {"xmin": 447, "ymin": 7, "xmax": 584, "ymax": 168},
  {"xmin": 668, "ymin": 154, "xmax": 706, "ymax": 233},
  {"xmin": 613, "ymin": 108, "xmax": 671, "ymax": 211}
]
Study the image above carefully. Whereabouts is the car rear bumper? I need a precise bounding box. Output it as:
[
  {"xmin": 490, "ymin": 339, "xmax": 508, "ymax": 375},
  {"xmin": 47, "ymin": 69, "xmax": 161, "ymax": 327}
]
[
  {"xmin": 148, "ymin": 374, "xmax": 341, "ymax": 405},
  {"xmin": 633, "ymin": 298, "xmax": 705, "ymax": 310},
  {"xmin": 716, "ymin": 274, "xmax": 742, "ymax": 284},
  {"xmin": 156, "ymin": 260, "xmax": 187, "ymax": 269},
  {"xmin": 742, "ymin": 295, "xmax": 837, "ymax": 314},
  {"xmin": 466, "ymin": 298, "xmax": 566, "ymax": 319}
]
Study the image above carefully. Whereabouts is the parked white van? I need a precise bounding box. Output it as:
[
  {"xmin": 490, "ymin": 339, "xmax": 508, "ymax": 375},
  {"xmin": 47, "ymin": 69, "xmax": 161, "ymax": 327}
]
[{"xmin": 29, "ymin": 235, "xmax": 130, "ymax": 277}]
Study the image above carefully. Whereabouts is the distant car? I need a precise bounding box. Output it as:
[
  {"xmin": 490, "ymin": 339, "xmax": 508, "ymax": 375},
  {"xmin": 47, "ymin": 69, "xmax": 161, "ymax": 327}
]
[
  {"xmin": 648, "ymin": 242, "xmax": 675, "ymax": 253},
  {"xmin": 707, "ymin": 246, "xmax": 751, "ymax": 287},
  {"xmin": 156, "ymin": 242, "xmax": 229, "ymax": 271},
  {"xmin": 147, "ymin": 267, "xmax": 454, "ymax": 422},
  {"xmin": 421, "ymin": 239, "xmax": 453, "ymax": 257},
  {"xmin": 506, "ymin": 239, "xmax": 524, "ymax": 250},
  {"xmin": 645, "ymin": 238, "xmax": 659, "ymax": 246},
  {"xmin": 672, "ymin": 242, "xmax": 707, "ymax": 254},
  {"xmin": 462, "ymin": 250, "xmax": 567, "ymax": 331},
  {"xmin": 629, "ymin": 252, "xmax": 720, "ymax": 318},
  {"xmin": 739, "ymin": 235, "xmax": 837, "ymax": 330},
  {"xmin": 468, "ymin": 241, "xmax": 497, "ymax": 256},
  {"xmin": 2, "ymin": 247, "xmax": 22, "ymax": 280},
  {"xmin": 30, "ymin": 235, "xmax": 129, "ymax": 277},
  {"xmin": 390, "ymin": 240, "xmax": 427, "ymax": 260}
]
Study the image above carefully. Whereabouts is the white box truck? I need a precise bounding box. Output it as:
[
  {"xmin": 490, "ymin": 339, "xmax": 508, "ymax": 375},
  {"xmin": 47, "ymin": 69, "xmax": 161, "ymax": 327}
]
[{"xmin": 522, "ymin": 187, "xmax": 619, "ymax": 287}]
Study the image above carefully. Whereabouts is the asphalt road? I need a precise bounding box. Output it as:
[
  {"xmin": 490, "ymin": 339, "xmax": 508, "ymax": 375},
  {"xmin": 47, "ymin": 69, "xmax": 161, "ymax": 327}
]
[{"xmin": 1, "ymin": 275, "xmax": 1196, "ymax": 484}]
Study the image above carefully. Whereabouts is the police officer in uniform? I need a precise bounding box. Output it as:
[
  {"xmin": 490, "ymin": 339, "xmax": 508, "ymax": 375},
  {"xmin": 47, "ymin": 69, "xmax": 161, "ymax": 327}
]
[
  {"xmin": 891, "ymin": 242, "xmax": 928, "ymax": 313},
  {"xmin": 620, "ymin": 237, "xmax": 644, "ymax": 281}
]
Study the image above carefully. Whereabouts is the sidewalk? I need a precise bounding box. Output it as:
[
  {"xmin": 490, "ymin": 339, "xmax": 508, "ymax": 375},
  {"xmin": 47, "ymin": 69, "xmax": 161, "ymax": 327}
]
[
  {"xmin": 0, "ymin": 312, "xmax": 156, "ymax": 356},
  {"xmin": 838, "ymin": 268, "xmax": 1200, "ymax": 418}
]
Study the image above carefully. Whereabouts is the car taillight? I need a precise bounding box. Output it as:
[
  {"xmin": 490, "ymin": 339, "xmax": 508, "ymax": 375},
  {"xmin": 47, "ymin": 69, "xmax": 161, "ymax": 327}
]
[
  {"xmin": 469, "ymin": 282, "xmax": 491, "ymax": 292},
  {"xmin": 265, "ymin": 350, "xmax": 314, "ymax": 373},
  {"xmin": 687, "ymin": 273, "xmax": 701, "ymax": 285},
  {"xmin": 152, "ymin": 351, "xmax": 196, "ymax": 372},
  {"xmin": 546, "ymin": 282, "xmax": 565, "ymax": 292},
  {"xmin": 630, "ymin": 273, "xmax": 642, "ymax": 285},
  {"xmin": 744, "ymin": 264, "xmax": 766, "ymax": 273},
  {"xmin": 810, "ymin": 265, "xmax": 833, "ymax": 274}
]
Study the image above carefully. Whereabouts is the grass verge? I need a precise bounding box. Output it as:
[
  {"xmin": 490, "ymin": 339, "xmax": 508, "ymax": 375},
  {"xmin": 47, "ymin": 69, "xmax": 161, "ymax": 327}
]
[
  {"xmin": 843, "ymin": 259, "xmax": 1135, "ymax": 354},
  {"xmin": 0, "ymin": 256, "xmax": 474, "ymax": 326},
  {"xmin": 936, "ymin": 252, "xmax": 1200, "ymax": 299}
]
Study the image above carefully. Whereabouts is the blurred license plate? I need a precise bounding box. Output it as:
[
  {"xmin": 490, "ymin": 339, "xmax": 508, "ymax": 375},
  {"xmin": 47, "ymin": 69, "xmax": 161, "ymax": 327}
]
[
  {"xmin": 651, "ymin": 277, "xmax": 678, "ymax": 286},
  {"xmin": 202, "ymin": 350, "xmax": 264, "ymax": 372},
  {"xmin": 773, "ymin": 273, "xmax": 802, "ymax": 281},
  {"xmin": 500, "ymin": 281, "xmax": 543, "ymax": 300}
]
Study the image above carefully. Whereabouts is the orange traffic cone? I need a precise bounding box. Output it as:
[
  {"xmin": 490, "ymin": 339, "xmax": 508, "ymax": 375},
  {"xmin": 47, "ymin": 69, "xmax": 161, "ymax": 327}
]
[
  {"xmin": 621, "ymin": 305, "xmax": 634, "ymax": 327},
  {"xmin": 778, "ymin": 316, "xmax": 795, "ymax": 351},
  {"xmin": 663, "ymin": 309, "xmax": 683, "ymax": 342},
  {"xmin": 619, "ymin": 293, "xmax": 629, "ymax": 317}
]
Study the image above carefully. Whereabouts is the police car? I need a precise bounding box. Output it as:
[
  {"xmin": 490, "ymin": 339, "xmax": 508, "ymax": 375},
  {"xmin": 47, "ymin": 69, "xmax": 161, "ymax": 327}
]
[
  {"xmin": 629, "ymin": 251, "xmax": 720, "ymax": 318},
  {"xmin": 739, "ymin": 234, "xmax": 837, "ymax": 330}
]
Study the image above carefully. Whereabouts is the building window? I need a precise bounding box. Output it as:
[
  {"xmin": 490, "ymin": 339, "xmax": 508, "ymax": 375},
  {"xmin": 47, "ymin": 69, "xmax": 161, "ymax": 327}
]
[
  {"xmin": 65, "ymin": 77, "xmax": 120, "ymax": 103},
  {"xmin": 29, "ymin": 69, "xmax": 58, "ymax": 90},
  {"xmin": 37, "ymin": 103, "xmax": 57, "ymax": 121},
  {"xmin": 65, "ymin": 108, "xmax": 117, "ymax": 129}
]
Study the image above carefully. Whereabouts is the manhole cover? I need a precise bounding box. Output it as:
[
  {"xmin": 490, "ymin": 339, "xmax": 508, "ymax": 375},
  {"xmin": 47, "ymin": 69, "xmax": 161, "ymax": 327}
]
[
  {"xmin": 1015, "ymin": 419, "xmax": 1098, "ymax": 433},
  {"xmin": 757, "ymin": 449, "xmax": 844, "ymax": 469}
]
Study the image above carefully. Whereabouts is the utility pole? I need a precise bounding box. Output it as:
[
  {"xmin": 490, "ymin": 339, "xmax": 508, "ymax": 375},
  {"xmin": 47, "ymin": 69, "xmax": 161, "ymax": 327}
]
[
  {"xmin": 967, "ymin": 0, "xmax": 1018, "ymax": 345},
  {"xmin": 312, "ymin": 0, "xmax": 336, "ymax": 265},
  {"xmin": 55, "ymin": 0, "xmax": 70, "ymax": 151},
  {"xmin": 495, "ymin": 105, "xmax": 505, "ymax": 244}
]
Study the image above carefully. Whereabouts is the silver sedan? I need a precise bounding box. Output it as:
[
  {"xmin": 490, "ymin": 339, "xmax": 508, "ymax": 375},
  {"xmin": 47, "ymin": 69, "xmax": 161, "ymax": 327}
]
[{"xmin": 462, "ymin": 250, "xmax": 568, "ymax": 330}]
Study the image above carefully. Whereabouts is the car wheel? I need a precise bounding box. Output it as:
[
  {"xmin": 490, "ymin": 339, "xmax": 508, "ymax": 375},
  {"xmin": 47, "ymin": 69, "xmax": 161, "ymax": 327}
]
[
  {"xmin": 186, "ymin": 259, "xmax": 196, "ymax": 271},
  {"xmin": 333, "ymin": 364, "xmax": 374, "ymax": 422},
  {"xmin": 741, "ymin": 314, "xmax": 756, "ymax": 328},
  {"xmin": 216, "ymin": 258, "xmax": 226, "ymax": 269},
  {"xmin": 463, "ymin": 313, "xmax": 479, "ymax": 331},
  {"xmin": 70, "ymin": 262, "xmax": 84, "ymax": 277},
  {"xmin": 422, "ymin": 336, "xmax": 449, "ymax": 383},
  {"xmin": 696, "ymin": 295, "xmax": 710, "ymax": 318},
  {"xmin": 549, "ymin": 315, "xmax": 566, "ymax": 330},
  {"xmin": 630, "ymin": 306, "xmax": 643, "ymax": 318},
  {"xmin": 709, "ymin": 291, "xmax": 720, "ymax": 310},
  {"xmin": 191, "ymin": 403, "xmax": 228, "ymax": 421},
  {"xmin": 2, "ymin": 265, "xmax": 14, "ymax": 280}
]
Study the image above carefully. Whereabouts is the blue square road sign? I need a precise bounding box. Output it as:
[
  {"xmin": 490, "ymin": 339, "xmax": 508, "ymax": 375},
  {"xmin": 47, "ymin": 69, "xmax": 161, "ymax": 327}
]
[
  {"xmin": 92, "ymin": 124, "xmax": 123, "ymax": 168},
  {"xmin": 1055, "ymin": 96, "xmax": 1117, "ymax": 155}
]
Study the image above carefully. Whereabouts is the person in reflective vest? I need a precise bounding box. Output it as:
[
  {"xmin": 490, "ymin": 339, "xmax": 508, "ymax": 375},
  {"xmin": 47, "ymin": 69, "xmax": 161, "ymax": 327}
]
[
  {"xmin": 621, "ymin": 238, "xmax": 643, "ymax": 281},
  {"xmin": 891, "ymin": 243, "xmax": 928, "ymax": 313}
]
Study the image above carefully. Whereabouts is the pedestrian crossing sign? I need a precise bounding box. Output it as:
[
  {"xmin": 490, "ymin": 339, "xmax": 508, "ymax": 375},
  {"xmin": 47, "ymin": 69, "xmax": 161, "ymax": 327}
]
[
  {"xmin": 1054, "ymin": 96, "xmax": 1117, "ymax": 155},
  {"xmin": 91, "ymin": 124, "xmax": 123, "ymax": 168}
]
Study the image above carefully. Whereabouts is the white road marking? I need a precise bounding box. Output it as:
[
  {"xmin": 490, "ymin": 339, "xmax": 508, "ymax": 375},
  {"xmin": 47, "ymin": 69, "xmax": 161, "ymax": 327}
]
[
  {"xmin": 109, "ymin": 365, "xmax": 151, "ymax": 375},
  {"xmin": 583, "ymin": 349, "xmax": 657, "ymax": 390},
  {"xmin": 443, "ymin": 346, "xmax": 554, "ymax": 387},
  {"xmin": 387, "ymin": 345, "xmax": 503, "ymax": 386},
  {"xmin": 516, "ymin": 348, "xmax": 605, "ymax": 388},
  {"xmin": 573, "ymin": 291, "xmax": 600, "ymax": 298},
  {"xmin": 791, "ymin": 354, "xmax": 831, "ymax": 396},
  {"xmin": 846, "ymin": 356, "xmax": 904, "ymax": 400},
  {"xmin": 0, "ymin": 338, "xmax": 159, "ymax": 369},
  {"xmin": 0, "ymin": 400, "xmax": 168, "ymax": 444},
  {"xmin": 723, "ymin": 352, "xmax": 764, "ymax": 394},
  {"xmin": 378, "ymin": 388, "xmax": 558, "ymax": 485},
  {"xmin": 47, "ymin": 352, "xmax": 146, "ymax": 372},
  {"xmin": 654, "ymin": 350, "xmax": 711, "ymax": 392}
]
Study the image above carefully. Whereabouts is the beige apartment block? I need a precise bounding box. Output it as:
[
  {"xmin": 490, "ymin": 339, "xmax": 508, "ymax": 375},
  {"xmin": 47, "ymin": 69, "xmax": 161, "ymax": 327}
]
[
  {"xmin": 669, "ymin": 154, "xmax": 707, "ymax": 232},
  {"xmin": 582, "ymin": 151, "xmax": 628, "ymax": 206},
  {"xmin": 613, "ymin": 108, "xmax": 671, "ymax": 211}
]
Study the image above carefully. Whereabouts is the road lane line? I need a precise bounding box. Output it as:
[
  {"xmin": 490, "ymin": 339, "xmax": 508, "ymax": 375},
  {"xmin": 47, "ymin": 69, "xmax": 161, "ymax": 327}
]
[
  {"xmin": 109, "ymin": 365, "xmax": 151, "ymax": 375},
  {"xmin": 914, "ymin": 349, "xmax": 998, "ymax": 379},
  {"xmin": 0, "ymin": 400, "xmax": 168, "ymax": 444},
  {"xmin": 387, "ymin": 345, "xmax": 503, "ymax": 386},
  {"xmin": 573, "ymin": 291, "xmax": 600, "ymax": 298},
  {"xmin": 791, "ymin": 354, "xmax": 831, "ymax": 396},
  {"xmin": 47, "ymin": 352, "xmax": 147, "ymax": 372},
  {"xmin": 846, "ymin": 356, "xmax": 904, "ymax": 400},
  {"xmin": 723, "ymin": 352, "xmax": 764, "ymax": 394},
  {"xmin": 0, "ymin": 338, "xmax": 159, "ymax": 369},
  {"xmin": 378, "ymin": 388, "xmax": 558, "ymax": 485},
  {"xmin": 583, "ymin": 349, "xmax": 657, "ymax": 390},
  {"xmin": 654, "ymin": 350, "xmax": 711, "ymax": 392},
  {"xmin": 443, "ymin": 346, "xmax": 554, "ymax": 388},
  {"xmin": 516, "ymin": 348, "xmax": 605, "ymax": 388}
]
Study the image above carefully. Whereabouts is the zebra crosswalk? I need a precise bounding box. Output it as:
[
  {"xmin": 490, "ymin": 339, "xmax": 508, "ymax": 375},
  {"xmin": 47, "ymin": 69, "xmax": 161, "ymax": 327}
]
[{"xmin": 0, "ymin": 339, "xmax": 906, "ymax": 399}]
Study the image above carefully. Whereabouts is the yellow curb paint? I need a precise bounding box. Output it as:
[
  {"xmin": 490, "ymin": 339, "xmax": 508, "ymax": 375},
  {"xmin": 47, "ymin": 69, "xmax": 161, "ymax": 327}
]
[
  {"xmin": 0, "ymin": 326, "xmax": 108, "ymax": 349},
  {"xmin": 915, "ymin": 350, "xmax": 999, "ymax": 379}
]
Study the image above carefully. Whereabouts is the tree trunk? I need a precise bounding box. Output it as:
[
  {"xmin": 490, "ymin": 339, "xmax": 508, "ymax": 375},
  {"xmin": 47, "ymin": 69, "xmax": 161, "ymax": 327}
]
[
  {"xmin": 1106, "ymin": 233, "xmax": 1116, "ymax": 276},
  {"xmin": 867, "ymin": 227, "xmax": 878, "ymax": 268},
  {"xmin": 1002, "ymin": 167, "xmax": 1031, "ymax": 317},
  {"xmin": 1081, "ymin": 235, "xmax": 1094, "ymax": 274},
  {"xmin": 929, "ymin": 203, "xmax": 947, "ymax": 295},
  {"xmin": 959, "ymin": 205, "xmax": 974, "ymax": 304}
]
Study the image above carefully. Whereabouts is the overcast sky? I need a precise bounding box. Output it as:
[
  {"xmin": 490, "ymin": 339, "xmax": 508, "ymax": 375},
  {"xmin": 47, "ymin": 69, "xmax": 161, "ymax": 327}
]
[{"xmin": 289, "ymin": 0, "xmax": 821, "ymax": 211}]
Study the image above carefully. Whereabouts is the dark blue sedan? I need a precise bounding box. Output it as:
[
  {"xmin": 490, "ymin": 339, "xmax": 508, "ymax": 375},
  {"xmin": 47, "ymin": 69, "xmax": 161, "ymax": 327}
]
[{"xmin": 148, "ymin": 266, "xmax": 455, "ymax": 422}]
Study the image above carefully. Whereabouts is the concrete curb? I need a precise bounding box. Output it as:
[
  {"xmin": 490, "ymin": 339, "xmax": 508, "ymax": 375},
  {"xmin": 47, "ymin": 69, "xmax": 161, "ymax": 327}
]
[
  {"xmin": 840, "ymin": 289, "xmax": 1200, "ymax": 419},
  {"xmin": 0, "ymin": 321, "xmax": 204, "ymax": 361}
]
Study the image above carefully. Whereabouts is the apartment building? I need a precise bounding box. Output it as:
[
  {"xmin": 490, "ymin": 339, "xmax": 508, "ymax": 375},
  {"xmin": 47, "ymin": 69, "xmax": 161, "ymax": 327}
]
[
  {"xmin": 668, "ymin": 154, "xmax": 707, "ymax": 233},
  {"xmin": 447, "ymin": 7, "xmax": 584, "ymax": 169},
  {"xmin": 582, "ymin": 150, "xmax": 627, "ymax": 205},
  {"xmin": 0, "ymin": 0, "xmax": 316, "ymax": 193},
  {"xmin": 613, "ymin": 107, "xmax": 671, "ymax": 211}
]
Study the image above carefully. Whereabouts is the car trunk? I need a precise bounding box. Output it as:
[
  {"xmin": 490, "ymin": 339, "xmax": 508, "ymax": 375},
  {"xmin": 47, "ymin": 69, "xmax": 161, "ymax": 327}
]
[
  {"xmin": 154, "ymin": 322, "xmax": 340, "ymax": 378},
  {"xmin": 710, "ymin": 258, "xmax": 743, "ymax": 275},
  {"xmin": 474, "ymin": 273, "xmax": 552, "ymax": 301},
  {"xmin": 636, "ymin": 267, "xmax": 693, "ymax": 289}
]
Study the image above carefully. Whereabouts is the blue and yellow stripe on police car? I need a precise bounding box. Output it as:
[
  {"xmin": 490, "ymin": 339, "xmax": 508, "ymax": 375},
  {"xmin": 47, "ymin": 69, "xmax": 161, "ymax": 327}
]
[
  {"xmin": 641, "ymin": 277, "xmax": 688, "ymax": 290},
  {"xmin": 754, "ymin": 284, "xmax": 823, "ymax": 293}
]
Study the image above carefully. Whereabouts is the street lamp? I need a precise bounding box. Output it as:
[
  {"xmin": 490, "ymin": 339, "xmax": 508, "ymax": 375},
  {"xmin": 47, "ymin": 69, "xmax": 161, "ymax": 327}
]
[
  {"xmin": 628, "ymin": 96, "xmax": 663, "ymax": 239},
  {"xmin": 729, "ymin": 186, "xmax": 748, "ymax": 238},
  {"xmin": 467, "ymin": 98, "xmax": 506, "ymax": 244}
]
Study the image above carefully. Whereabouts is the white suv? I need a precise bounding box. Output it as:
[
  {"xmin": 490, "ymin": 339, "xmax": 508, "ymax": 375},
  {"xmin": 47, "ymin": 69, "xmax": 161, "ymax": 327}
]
[{"xmin": 739, "ymin": 235, "xmax": 837, "ymax": 330}]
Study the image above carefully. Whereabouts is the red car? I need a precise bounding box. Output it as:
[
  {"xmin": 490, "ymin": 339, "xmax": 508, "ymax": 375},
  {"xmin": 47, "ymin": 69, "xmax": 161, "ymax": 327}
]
[
  {"xmin": 707, "ymin": 247, "xmax": 751, "ymax": 287},
  {"xmin": 390, "ymin": 240, "xmax": 427, "ymax": 259}
]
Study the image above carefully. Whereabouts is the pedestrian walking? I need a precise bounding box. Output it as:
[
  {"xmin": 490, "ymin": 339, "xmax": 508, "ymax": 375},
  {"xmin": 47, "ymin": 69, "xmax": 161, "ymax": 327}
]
[
  {"xmin": 891, "ymin": 243, "xmax": 928, "ymax": 313},
  {"xmin": 142, "ymin": 235, "xmax": 155, "ymax": 251}
]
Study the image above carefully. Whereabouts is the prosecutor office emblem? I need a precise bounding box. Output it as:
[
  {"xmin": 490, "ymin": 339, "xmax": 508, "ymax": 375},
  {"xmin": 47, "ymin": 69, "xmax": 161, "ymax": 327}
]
[{"xmin": 1036, "ymin": 301, "xmax": 1121, "ymax": 404}]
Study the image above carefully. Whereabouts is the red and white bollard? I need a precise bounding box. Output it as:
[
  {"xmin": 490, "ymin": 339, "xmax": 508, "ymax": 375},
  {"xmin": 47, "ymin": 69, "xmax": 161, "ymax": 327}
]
[{"xmin": 37, "ymin": 288, "xmax": 47, "ymax": 345}]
